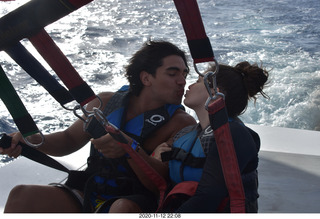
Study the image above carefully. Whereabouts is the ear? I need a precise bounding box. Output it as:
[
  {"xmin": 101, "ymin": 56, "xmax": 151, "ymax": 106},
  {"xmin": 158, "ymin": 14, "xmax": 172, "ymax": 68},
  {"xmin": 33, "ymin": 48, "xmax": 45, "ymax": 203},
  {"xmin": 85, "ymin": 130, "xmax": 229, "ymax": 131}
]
[{"xmin": 140, "ymin": 71, "xmax": 152, "ymax": 86}]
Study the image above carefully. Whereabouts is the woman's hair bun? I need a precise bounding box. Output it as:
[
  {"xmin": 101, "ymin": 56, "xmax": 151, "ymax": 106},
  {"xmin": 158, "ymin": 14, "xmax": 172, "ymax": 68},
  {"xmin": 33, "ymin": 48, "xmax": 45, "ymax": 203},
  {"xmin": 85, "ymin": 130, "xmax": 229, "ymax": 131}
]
[{"xmin": 235, "ymin": 61, "xmax": 269, "ymax": 100}]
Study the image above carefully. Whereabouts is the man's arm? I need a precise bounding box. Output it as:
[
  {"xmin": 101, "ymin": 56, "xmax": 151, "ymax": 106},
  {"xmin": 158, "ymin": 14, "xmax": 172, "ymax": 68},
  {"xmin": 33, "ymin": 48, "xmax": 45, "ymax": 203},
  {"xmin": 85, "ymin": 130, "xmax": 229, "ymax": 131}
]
[{"xmin": 2, "ymin": 92, "xmax": 114, "ymax": 157}]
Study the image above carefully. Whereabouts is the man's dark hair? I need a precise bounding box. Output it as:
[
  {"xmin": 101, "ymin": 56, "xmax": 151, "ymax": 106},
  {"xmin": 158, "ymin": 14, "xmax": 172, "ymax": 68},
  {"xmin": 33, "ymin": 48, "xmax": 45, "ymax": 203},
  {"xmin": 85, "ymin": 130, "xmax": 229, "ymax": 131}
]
[{"xmin": 125, "ymin": 40, "xmax": 188, "ymax": 96}]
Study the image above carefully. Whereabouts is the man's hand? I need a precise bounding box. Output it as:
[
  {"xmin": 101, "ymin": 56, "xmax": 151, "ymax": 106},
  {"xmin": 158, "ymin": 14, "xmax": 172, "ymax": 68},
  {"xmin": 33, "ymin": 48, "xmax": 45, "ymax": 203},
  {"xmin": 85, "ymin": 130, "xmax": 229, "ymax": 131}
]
[
  {"xmin": 0, "ymin": 132, "xmax": 23, "ymax": 158},
  {"xmin": 90, "ymin": 124, "xmax": 132, "ymax": 159}
]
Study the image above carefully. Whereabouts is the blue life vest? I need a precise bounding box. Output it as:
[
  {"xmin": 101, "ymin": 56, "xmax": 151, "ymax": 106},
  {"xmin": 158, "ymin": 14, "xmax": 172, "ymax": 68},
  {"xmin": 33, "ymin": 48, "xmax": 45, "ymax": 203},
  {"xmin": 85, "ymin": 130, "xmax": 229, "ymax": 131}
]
[
  {"xmin": 165, "ymin": 118, "xmax": 243, "ymax": 184},
  {"xmin": 162, "ymin": 119, "xmax": 260, "ymax": 213},
  {"xmin": 104, "ymin": 85, "xmax": 184, "ymax": 145},
  {"xmin": 166, "ymin": 125, "xmax": 211, "ymax": 183},
  {"xmin": 80, "ymin": 85, "xmax": 184, "ymax": 212}
]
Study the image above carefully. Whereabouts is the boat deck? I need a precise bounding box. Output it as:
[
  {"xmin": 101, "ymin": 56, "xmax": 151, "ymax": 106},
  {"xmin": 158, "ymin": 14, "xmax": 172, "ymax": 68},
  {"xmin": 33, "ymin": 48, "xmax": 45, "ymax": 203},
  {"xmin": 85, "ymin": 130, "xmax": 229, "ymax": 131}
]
[{"xmin": 1, "ymin": 124, "xmax": 319, "ymax": 213}]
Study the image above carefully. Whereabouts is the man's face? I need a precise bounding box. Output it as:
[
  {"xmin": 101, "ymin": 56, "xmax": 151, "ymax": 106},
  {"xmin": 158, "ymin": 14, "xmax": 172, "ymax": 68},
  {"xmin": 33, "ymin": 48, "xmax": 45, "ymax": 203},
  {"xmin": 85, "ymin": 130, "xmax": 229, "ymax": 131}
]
[{"xmin": 148, "ymin": 55, "xmax": 188, "ymax": 105}]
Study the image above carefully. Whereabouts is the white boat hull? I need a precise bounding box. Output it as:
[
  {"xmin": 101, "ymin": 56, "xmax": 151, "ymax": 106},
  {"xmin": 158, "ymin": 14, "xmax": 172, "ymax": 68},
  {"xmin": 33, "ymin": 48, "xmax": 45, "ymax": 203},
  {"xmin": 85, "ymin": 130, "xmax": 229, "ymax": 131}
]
[{"xmin": 0, "ymin": 124, "xmax": 319, "ymax": 213}]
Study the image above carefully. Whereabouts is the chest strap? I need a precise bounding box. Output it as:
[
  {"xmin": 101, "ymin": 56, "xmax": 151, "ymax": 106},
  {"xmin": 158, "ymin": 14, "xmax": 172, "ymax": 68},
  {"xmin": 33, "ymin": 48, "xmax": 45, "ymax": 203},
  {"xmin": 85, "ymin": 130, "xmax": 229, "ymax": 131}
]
[{"xmin": 161, "ymin": 147, "xmax": 206, "ymax": 168}]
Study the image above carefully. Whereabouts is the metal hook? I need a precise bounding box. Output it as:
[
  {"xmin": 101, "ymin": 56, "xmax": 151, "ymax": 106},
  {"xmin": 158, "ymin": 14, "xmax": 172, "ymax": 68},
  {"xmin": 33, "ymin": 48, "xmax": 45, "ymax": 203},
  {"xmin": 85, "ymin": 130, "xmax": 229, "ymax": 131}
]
[
  {"xmin": 193, "ymin": 58, "xmax": 225, "ymax": 110},
  {"xmin": 82, "ymin": 107, "xmax": 109, "ymax": 132},
  {"xmin": 62, "ymin": 95, "xmax": 103, "ymax": 113},
  {"xmin": 80, "ymin": 95, "xmax": 103, "ymax": 115},
  {"xmin": 72, "ymin": 95, "xmax": 104, "ymax": 124},
  {"xmin": 91, "ymin": 107, "xmax": 121, "ymax": 132},
  {"xmin": 193, "ymin": 59, "xmax": 219, "ymax": 96},
  {"xmin": 82, "ymin": 113, "xmax": 95, "ymax": 133},
  {"xmin": 193, "ymin": 58, "xmax": 219, "ymax": 78},
  {"xmin": 61, "ymin": 100, "xmax": 77, "ymax": 111},
  {"xmin": 23, "ymin": 131, "xmax": 45, "ymax": 148},
  {"xmin": 73, "ymin": 105, "xmax": 86, "ymax": 122},
  {"xmin": 93, "ymin": 107, "xmax": 108, "ymax": 127}
]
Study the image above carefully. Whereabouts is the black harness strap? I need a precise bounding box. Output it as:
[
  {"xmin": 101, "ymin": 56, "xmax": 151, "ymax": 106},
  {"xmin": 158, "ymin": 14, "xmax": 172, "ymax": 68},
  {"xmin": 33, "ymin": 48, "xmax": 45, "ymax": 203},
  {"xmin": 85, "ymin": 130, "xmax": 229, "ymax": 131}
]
[
  {"xmin": 0, "ymin": 133, "xmax": 69, "ymax": 173},
  {"xmin": 0, "ymin": 0, "xmax": 93, "ymax": 51},
  {"xmin": 161, "ymin": 147, "xmax": 206, "ymax": 169},
  {"xmin": 0, "ymin": 65, "xmax": 40, "ymax": 140}
]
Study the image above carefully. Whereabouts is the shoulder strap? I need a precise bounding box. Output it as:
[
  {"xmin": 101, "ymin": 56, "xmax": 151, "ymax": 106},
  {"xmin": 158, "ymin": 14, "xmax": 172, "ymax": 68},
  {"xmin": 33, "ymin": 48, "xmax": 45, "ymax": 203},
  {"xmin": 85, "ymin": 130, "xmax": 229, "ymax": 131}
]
[
  {"xmin": 0, "ymin": 0, "xmax": 92, "ymax": 51},
  {"xmin": 173, "ymin": 0, "xmax": 214, "ymax": 63},
  {"xmin": 174, "ymin": 0, "xmax": 245, "ymax": 212}
]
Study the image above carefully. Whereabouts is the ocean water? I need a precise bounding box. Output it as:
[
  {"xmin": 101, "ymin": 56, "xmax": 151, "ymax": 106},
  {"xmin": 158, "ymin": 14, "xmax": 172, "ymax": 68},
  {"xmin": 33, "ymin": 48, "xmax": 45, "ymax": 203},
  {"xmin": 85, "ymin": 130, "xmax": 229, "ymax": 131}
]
[{"xmin": 1, "ymin": 0, "xmax": 319, "ymax": 165}]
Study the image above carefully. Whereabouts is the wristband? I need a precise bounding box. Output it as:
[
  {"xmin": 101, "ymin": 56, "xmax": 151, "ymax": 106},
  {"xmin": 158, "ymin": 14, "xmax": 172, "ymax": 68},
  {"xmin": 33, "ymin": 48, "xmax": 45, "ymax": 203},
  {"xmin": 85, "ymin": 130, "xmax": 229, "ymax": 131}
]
[
  {"xmin": 125, "ymin": 140, "xmax": 140, "ymax": 158},
  {"xmin": 131, "ymin": 140, "xmax": 139, "ymax": 151}
]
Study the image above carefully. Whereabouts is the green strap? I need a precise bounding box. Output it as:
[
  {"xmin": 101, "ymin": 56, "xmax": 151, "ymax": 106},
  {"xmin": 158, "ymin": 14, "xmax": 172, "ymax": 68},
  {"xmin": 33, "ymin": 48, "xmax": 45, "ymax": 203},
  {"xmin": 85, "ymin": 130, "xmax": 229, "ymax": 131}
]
[{"xmin": 0, "ymin": 65, "xmax": 39, "ymax": 138}]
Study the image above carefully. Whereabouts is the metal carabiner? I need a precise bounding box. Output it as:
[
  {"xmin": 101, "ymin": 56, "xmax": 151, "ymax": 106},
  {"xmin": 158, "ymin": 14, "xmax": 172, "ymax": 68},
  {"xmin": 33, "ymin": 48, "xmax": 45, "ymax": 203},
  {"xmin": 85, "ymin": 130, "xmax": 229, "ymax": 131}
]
[
  {"xmin": 80, "ymin": 95, "xmax": 103, "ymax": 116},
  {"xmin": 194, "ymin": 58, "xmax": 225, "ymax": 110},
  {"xmin": 61, "ymin": 100, "xmax": 78, "ymax": 111},
  {"xmin": 23, "ymin": 131, "xmax": 45, "ymax": 148},
  {"xmin": 92, "ymin": 107, "xmax": 108, "ymax": 127},
  {"xmin": 82, "ymin": 112, "xmax": 95, "ymax": 132},
  {"xmin": 204, "ymin": 71, "xmax": 216, "ymax": 99},
  {"xmin": 62, "ymin": 95, "xmax": 103, "ymax": 113},
  {"xmin": 72, "ymin": 95, "xmax": 104, "ymax": 123},
  {"xmin": 193, "ymin": 58, "xmax": 219, "ymax": 78},
  {"xmin": 73, "ymin": 104, "xmax": 86, "ymax": 122},
  {"xmin": 90, "ymin": 107, "xmax": 121, "ymax": 133},
  {"xmin": 82, "ymin": 106, "xmax": 111, "ymax": 131}
]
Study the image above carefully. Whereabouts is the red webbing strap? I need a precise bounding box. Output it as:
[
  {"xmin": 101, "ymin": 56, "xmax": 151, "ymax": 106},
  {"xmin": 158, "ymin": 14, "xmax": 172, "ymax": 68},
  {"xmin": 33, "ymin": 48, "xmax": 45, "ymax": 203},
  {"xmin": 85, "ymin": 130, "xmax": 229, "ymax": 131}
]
[
  {"xmin": 162, "ymin": 181, "xmax": 198, "ymax": 210},
  {"xmin": 207, "ymin": 98, "xmax": 245, "ymax": 213},
  {"xmin": 29, "ymin": 29, "xmax": 96, "ymax": 106},
  {"xmin": 117, "ymin": 142, "xmax": 167, "ymax": 212},
  {"xmin": 173, "ymin": 0, "xmax": 214, "ymax": 63}
]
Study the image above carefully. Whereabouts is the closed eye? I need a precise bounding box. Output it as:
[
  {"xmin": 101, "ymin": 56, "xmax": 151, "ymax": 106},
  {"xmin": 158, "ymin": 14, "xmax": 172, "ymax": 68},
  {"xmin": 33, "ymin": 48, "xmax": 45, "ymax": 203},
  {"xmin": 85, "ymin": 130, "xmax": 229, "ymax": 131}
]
[{"xmin": 166, "ymin": 67, "xmax": 189, "ymax": 78}]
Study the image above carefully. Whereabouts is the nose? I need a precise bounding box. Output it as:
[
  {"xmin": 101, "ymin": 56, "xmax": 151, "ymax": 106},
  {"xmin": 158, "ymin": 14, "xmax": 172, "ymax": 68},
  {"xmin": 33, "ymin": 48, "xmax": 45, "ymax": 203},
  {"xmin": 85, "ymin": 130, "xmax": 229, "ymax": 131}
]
[
  {"xmin": 177, "ymin": 74, "xmax": 186, "ymax": 86},
  {"xmin": 188, "ymin": 83, "xmax": 195, "ymax": 89}
]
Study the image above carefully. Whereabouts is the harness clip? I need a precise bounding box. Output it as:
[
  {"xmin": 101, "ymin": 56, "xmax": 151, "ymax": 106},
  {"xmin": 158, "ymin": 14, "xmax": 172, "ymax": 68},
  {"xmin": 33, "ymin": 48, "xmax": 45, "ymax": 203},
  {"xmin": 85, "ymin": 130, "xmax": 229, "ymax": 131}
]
[{"xmin": 193, "ymin": 58, "xmax": 225, "ymax": 110}]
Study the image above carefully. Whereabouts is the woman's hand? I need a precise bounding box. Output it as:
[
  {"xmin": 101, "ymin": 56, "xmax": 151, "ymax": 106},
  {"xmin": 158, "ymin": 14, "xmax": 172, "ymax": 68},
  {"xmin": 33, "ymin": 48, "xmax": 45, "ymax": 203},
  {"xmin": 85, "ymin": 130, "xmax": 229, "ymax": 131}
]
[{"xmin": 151, "ymin": 142, "xmax": 172, "ymax": 161}]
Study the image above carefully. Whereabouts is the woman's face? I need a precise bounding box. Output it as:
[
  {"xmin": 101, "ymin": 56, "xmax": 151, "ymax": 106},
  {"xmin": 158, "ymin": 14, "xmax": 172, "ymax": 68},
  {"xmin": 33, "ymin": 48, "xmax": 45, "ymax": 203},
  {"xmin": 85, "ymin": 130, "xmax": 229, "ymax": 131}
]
[{"xmin": 184, "ymin": 75, "xmax": 211, "ymax": 110}]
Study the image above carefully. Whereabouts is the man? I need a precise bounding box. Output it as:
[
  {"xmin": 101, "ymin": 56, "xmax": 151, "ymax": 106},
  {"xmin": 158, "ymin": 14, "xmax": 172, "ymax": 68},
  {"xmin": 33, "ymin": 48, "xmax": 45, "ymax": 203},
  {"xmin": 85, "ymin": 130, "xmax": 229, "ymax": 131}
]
[{"xmin": 1, "ymin": 40, "xmax": 196, "ymax": 213}]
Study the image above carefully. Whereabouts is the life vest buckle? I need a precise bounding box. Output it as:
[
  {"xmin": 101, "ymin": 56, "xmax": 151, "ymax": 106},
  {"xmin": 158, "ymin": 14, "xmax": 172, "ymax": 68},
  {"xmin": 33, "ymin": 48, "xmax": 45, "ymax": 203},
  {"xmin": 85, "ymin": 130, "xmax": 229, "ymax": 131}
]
[{"xmin": 173, "ymin": 148, "xmax": 189, "ymax": 163}]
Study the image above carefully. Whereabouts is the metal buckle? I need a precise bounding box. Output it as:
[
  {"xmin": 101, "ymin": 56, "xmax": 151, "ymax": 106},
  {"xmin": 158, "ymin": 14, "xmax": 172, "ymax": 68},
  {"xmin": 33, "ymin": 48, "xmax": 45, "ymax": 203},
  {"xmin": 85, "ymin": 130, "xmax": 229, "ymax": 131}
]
[
  {"xmin": 193, "ymin": 58, "xmax": 225, "ymax": 110},
  {"xmin": 204, "ymin": 71, "xmax": 225, "ymax": 110},
  {"xmin": 73, "ymin": 95, "xmax": 103, "ymax": 123}
]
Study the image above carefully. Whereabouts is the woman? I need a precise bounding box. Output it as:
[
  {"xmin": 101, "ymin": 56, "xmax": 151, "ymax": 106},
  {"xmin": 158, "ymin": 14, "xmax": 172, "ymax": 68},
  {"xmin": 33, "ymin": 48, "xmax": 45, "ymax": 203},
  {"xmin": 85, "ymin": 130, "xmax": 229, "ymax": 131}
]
[{"xmin": 153, "ymin": 61, "xmax": 269, "ymax": 212}]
